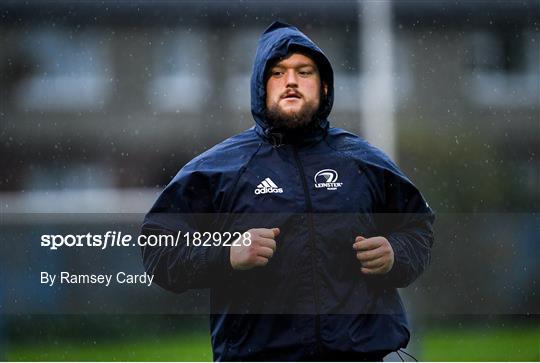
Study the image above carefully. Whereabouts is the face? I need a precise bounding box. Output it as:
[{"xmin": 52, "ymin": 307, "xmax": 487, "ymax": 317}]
[{"xmin": 265, "ymin": 53, "xmax": 325, "ymax": 129}]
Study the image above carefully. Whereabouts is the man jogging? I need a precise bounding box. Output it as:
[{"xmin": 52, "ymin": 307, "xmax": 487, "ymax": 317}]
[{"xmin": 142, "ymin": 21, "xmax": 434, "ymax": 361}]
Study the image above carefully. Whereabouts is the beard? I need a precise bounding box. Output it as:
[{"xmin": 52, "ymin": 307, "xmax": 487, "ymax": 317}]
[{"xmin": 265, "ymin": 100, "xmax": 319, "ymax": 131}]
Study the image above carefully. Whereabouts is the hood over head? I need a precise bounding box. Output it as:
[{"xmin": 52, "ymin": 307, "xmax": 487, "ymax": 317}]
[{"xmin": 250, "ymin": 21, "xmax": 334, "ymax": 142}]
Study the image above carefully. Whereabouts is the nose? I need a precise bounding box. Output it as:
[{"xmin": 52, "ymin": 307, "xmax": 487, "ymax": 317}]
[{"xmin": 285, "ymin": 70, "xmax": 298, "ymax": 87}]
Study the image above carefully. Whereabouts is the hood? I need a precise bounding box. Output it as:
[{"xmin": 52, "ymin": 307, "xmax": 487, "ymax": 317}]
[{"xmin": 250, "ymin": 21, "xmax": 334, "ymax": 140}]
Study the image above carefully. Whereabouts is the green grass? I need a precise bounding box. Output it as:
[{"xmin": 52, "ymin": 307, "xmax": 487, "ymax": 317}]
[
  {"xmin": 7, "ymin": 326, "xmax": 540, "ymax": 361},
  {"xmin": 8, "ymin": 333, "xmax": 212, "ymax": 361},
  {"xmin": 421, "ymin": 327, "xmax": 540, "ymax": 361}
]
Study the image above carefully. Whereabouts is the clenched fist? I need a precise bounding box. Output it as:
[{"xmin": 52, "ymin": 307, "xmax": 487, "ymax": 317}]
[
  {"xmin": 230, "ymin": 228, "xmax": 280, "ymax": 270},
  {"xmin": 353, "ymin": 236, "xmax": 394, "ymax": 275}
]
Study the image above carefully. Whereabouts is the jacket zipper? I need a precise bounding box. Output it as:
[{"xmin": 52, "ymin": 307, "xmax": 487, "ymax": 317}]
[{"xmin": 292, "ymin": 146, "xmax": 322, "ymax": 354}]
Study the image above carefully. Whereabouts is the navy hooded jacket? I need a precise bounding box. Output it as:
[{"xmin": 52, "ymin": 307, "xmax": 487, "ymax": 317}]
[{"xmin": 142, "ymin": 22, "xmax": 435, "ymax": 361}]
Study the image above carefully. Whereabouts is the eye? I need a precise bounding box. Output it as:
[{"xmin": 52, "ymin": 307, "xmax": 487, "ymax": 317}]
[
  {"xmin": 299, "ymin": 70, "xmax": 314, "ymax": 77},
  {"xmin": 271, "ymin": 70, "xmax": 284, "ymax": 77}
]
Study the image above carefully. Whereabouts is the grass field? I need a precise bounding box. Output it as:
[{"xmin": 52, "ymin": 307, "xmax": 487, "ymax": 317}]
[
  {"xmin": 8, "ymin": 334, "xmax": 213, "ymax": 361},
  {"xmin": 7, "ymin": 326, "xmax": 540, "ymax": 361},
  {"xmin": 421, "ymin": 327, "xmax": 540, "ymax": 361}
]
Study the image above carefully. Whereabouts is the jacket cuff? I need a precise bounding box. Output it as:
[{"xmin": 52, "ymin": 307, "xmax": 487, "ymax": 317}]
[
  {"xmin": 380, "ymin": 235, "xmax": 411, "ymax": 288},
  {"xmin": 204, "ymin": 244, "xmax": 233, "ymax": 275}
]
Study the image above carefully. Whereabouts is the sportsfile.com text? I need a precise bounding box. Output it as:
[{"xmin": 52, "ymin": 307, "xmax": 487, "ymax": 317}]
[{"xmin": 40, "ymin": 231, "xmax": 252, "ymax": 250}]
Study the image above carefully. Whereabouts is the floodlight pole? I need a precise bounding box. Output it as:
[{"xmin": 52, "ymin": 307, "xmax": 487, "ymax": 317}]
[{"xmin": 360, "ymin": 0, "xmax": 397, "ymax": 160}]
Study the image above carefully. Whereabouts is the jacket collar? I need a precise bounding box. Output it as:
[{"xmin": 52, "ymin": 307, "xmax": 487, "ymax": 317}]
[{"xmin": 255, "ymin": 119, "xmax": 329, "ymax": 147}]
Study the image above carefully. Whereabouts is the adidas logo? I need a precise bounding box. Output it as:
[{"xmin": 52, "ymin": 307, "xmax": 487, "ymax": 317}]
[{"xmin": 254, "ymin": 178, "xmax": 283, "ymax": 195}]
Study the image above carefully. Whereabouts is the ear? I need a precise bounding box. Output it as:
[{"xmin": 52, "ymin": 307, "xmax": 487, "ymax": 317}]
[{"xmin": 322, "ymin": 82, "xmax": 329, "ymax": 97}]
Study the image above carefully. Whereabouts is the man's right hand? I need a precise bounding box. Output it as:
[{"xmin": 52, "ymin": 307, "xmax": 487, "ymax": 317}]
[{"xmin": 230, "ymin": 228, "xmax": 280, "ymax": 270}]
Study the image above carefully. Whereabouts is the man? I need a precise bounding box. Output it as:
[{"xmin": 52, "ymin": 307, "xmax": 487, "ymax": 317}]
[{"xmin": 142, "ymin": 21, "xmax": 434, "ymax": 361}]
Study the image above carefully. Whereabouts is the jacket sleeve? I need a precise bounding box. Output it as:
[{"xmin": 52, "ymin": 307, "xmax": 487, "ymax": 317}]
[
  {"xmin": 140, "ymin": 164, "xmax": 232, "ymax": 294},
  {"xmin": 374, "ymin": 168, "xmax": 435, "ymax": 288}
]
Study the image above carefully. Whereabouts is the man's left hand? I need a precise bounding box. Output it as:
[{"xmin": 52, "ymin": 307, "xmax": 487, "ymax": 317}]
[{"xmin": 353, "ymin": 236, "xmax": 394, "ymax": 275}]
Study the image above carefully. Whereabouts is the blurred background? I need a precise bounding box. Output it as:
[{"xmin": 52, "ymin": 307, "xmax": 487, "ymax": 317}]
[{"xmin": 0, "ymin": 0, "xmax": 539, "ymax": 361}]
